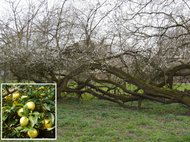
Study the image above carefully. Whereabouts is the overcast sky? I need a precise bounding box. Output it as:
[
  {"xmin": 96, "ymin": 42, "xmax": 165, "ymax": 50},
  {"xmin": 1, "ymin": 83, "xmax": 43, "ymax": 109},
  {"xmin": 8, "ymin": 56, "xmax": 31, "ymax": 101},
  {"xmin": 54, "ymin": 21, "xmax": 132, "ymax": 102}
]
[{"xmin": 0, "ymin": 0, "xmax": 56, "ymax": 18}]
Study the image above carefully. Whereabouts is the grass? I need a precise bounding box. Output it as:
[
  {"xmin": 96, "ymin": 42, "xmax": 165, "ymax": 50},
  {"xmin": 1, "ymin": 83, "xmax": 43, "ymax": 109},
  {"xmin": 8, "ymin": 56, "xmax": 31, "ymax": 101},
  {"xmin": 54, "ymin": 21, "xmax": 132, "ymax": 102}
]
[
  {"xmin": 56, "ymin": 98, "xmax": 190, "ymax": 142},
  {"xmin": 1, "ymin": 98, "xmax": 190, "ymax": 142},
  {"xmin": 1, "ymin": 83, "xmax": 190, "ymax": 142},
  {"xmin": 174, "ymin": 83, "xmax": 190, "ymax": 91}
]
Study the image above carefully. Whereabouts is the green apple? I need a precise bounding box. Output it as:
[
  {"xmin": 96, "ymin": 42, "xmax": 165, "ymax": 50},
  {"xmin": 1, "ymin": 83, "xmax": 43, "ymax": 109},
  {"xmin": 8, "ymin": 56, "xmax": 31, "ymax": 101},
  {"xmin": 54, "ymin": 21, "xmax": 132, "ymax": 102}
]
[
  {"xmin": 27, "ymin": 128, "xmax": 38, "ymax": 138},
  {"xmin": 17, "ymin": 108, "xmax": 24, "ymax": 117},
  {"xmin": 4, "ymin": 95, "xmax": 12, "ymax": 101},
  {"xmin": 12, "ymin": 92, "xmax": 20, "ymax": 100},
  {"xmin": 20, "ymin": 116, "xmax": 29, "ymax": 126},
  {"xmin": 26, "ymin": 101, "xmax": 35, "ymax": 111},
  {"xmin": 44, "ymin": 119, "xmax": 53, "ymax": 128}
]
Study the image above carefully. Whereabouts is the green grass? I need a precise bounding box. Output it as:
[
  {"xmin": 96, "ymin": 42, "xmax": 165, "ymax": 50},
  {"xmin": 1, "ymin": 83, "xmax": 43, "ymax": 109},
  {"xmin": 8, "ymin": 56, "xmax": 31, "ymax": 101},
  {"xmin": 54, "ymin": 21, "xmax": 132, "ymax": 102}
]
[
  {"xmin": 1, "ymin": 83, "xmax": 190, "ymax": 142},
  {"xmin": 174, "ymin": 83, "xmax": 190, "ymax": 91},
  {"xmin": 56, "ymin": 98, "xmax": 190, "ymax": 142},
  {"xmin": 1, "ymin": 98, "xmax": 190, "ymax": 142}
]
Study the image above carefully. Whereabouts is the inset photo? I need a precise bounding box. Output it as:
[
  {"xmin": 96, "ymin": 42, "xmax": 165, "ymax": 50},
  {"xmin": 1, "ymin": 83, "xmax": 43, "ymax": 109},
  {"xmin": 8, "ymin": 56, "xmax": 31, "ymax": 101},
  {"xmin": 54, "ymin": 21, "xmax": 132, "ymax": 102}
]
[{"xmin": 1, "ymin": 83, "xmax": 57, "ymax": 140}]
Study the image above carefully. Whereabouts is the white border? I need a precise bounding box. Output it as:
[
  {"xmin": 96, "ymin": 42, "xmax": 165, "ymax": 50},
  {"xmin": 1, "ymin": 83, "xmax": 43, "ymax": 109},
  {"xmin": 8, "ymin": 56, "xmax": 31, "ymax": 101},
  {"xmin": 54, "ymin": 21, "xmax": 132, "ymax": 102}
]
[{"xmin": 1, "ymin": 83, "xmax": 57, "ymax": 141}]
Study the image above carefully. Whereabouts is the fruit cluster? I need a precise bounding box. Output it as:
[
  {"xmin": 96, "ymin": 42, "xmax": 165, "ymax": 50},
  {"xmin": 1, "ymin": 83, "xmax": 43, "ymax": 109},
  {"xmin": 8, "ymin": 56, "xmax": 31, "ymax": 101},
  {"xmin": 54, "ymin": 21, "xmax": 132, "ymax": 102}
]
[{"xmin": 2, "ymin": 85, "xmax": 55, "ymax": 139}]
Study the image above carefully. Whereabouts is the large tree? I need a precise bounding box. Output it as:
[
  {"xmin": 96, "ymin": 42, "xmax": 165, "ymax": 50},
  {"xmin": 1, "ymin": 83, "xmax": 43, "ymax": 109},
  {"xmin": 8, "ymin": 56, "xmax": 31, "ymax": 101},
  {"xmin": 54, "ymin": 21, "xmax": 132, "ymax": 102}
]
[{"xmin": 0, "ymin": 0, "xmax": 190, "ymax": 108}]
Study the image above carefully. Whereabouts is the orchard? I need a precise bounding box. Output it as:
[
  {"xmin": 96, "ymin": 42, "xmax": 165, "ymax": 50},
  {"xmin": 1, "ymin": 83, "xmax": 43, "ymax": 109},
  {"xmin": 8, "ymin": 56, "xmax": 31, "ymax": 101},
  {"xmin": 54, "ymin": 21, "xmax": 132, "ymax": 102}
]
[{"xmin": 2, "ymin": 84, "xmax": 56, "ymax": 139}]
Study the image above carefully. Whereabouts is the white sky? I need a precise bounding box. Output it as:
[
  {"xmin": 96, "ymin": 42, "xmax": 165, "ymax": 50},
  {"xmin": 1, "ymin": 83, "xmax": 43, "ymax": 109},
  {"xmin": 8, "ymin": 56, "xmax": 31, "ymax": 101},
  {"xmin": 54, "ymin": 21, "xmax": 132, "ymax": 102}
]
[
  {"xmin": 0, "ymin": 0, "xmax": 55, "ymax": 17},
  {"xmin": 0, "ymin": 0, "xmax": 190, "ymax": 51}
]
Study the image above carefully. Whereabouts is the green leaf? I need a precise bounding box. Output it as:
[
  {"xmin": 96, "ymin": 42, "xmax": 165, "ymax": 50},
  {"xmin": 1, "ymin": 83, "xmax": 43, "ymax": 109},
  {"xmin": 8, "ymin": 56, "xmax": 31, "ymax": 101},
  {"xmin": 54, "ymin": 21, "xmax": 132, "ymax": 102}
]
[
  {"xmin": 44, "ymin": 103, "xmax": 51, "ymax": 111},
  {"xmin": 2, "ymin": 112, "xmax": 9, "ymax": 121},
  {"xmin": 29, "ymin": 115, "xmax": 38, "ymax": 127},
  {"xmin": 23, "ymin": 107, "xmax": 29, "ymax": 116},
  {"xmin": 20, "ymin": 127, "xmax": 31, "ymax": 132},
  {"xmin": 15, "ymin": 126, "xmax": 23, "ymax": 131},
  {"xmin": 51, "ymin": 113, "xmax": 55, "ymax": 125},
  {"xmin": 33, "ymin": 111, "xmax": 40, "ymax": 116}
]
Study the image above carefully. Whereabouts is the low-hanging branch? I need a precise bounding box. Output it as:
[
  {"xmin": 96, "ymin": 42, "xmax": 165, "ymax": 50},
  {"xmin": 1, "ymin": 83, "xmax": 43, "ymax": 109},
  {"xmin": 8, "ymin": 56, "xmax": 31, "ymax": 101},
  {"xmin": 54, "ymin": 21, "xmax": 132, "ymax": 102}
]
[{"xmin": 56, "ymin": 62, "xmax": 190, "ymax": 107}]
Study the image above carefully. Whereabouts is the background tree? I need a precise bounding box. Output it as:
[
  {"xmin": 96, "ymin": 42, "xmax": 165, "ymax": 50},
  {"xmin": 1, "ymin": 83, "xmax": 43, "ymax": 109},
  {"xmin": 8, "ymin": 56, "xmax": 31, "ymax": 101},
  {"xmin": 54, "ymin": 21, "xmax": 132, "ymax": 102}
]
[{"xmin": 0, "ymin": 0, "xmax": 190, "ymax": 108}]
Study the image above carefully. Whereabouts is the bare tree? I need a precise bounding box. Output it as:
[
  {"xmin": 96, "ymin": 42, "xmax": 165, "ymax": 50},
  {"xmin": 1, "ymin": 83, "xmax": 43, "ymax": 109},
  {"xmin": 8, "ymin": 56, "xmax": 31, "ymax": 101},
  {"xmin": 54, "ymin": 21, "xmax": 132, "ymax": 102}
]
[{"xmin": 0, "ymin": 0, "xmax": 190, "ymax": 108}]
